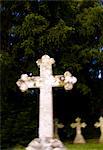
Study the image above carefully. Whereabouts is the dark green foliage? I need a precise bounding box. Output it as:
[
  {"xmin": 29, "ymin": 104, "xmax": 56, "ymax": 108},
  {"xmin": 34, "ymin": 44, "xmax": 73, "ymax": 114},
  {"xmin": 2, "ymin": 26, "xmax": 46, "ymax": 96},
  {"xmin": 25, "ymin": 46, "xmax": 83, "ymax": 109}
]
[{"xmin": 1, "ymin": 0, "xmax": 103, "ymax": 148}]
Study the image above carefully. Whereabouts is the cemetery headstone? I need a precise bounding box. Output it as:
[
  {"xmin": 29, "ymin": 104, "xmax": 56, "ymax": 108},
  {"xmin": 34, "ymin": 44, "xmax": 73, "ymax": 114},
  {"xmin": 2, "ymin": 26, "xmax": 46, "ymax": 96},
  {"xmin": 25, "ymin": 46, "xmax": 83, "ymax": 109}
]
[
  {"xmin": 70, "ymin": 117, "xmax": 86, "ymax": 144},
  {"xmin": 94, "ymin": 116, "xmax": 103, "ymax": 143},
  {"xmin": 16, "ymin": 55, "xmax": 77, "ymax": 150},
  {"xmin": 54, "ymin": 119, "xmax": 64, "ymax": 139}
]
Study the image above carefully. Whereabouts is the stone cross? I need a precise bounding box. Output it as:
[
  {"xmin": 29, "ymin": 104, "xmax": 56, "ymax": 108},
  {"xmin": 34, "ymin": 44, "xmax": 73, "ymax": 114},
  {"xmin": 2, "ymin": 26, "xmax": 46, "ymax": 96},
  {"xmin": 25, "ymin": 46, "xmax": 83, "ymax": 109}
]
[
  {"xmin": 70, "ymin": 117, "xmax": 87, "ymax": 144},
  {"xmin": 54, "ymin": 119, "xmax": 64, "ymax": 139},
  {"xmin": 94, "ymin": 116, "xmax": 103, "ymax": 143},
  {"xmin": 16, "ymin": 55, "xmax": 77, "ymax": 149}
]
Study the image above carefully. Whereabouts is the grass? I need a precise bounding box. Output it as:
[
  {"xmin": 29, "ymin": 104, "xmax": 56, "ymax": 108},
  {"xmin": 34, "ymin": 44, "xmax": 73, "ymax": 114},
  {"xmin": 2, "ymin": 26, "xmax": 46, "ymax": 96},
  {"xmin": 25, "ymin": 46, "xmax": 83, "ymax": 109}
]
[
  {"xmin": 64, "ymin": 139, "xmax": 103, "ymax": 150},
  {"xmin": 65, "ymin": 143, "xmax": 103, "ymax": 150},
  {"xmin": 7, "ymin": 145, "xmax": 25, "ymax": 150},
  {"xmin": 7, "ymin": 139, "xmax": 103, "ymax": 150}
]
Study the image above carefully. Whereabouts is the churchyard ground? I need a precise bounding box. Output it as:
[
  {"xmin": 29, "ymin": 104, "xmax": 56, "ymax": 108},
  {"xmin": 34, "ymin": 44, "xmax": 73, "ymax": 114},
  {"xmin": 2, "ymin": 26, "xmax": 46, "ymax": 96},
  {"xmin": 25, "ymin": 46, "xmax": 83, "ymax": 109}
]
[
  {"xmin": 65, "ymin": 139, "xmax": 103, "ymax": 150},
  {"xmin": 65, "ymin": 143, "xmax": 103, "ymax": 150},
  {"xmin": 9, "ymin": 139, "xmax": 103, "ymax": 150}
]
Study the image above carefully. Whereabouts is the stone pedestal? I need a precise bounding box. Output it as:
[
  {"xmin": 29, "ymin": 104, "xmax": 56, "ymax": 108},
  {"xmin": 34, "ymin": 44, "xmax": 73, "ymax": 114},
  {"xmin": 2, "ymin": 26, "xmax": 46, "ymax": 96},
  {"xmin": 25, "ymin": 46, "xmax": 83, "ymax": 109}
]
[
  {"xmin": 99, "ymin": 135, "xmax": 103, "ymax": 143},
  {"xmin": 26, "ymin": 138, "xmax": 67, "ymax": 150},
  {"xmin": 73, "ymin": 134, "xmax": 86, "ymax": 144}
]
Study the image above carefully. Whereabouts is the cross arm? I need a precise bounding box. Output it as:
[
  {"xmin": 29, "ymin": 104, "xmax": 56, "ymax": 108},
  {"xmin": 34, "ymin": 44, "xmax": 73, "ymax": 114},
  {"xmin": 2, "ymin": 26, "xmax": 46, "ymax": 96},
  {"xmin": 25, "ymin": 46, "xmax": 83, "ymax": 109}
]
[
  {"xmin": 16, "ymin": 74, "xmax": 41, "ymax": 92},
  {"xmin": 70, "ymin": 123, "xmax": 77, "ymax": 128},
  {"xmin": 81, "ymin": 122, "xmax": 87, "ymax": 128},
  {"xmin": 52, "ymin": 71, "xmax": 77, "ymax": 90},
  {"xmin": 54, "ymin": 119, "xmax": 64, "ymax": 128},
  {"xmin": 57, "ymin": 124, "xmax": 64, "ymax": 128},
  {"xmin": 94, "ymin": 122, "xmax": 100, "ymax": 128}
]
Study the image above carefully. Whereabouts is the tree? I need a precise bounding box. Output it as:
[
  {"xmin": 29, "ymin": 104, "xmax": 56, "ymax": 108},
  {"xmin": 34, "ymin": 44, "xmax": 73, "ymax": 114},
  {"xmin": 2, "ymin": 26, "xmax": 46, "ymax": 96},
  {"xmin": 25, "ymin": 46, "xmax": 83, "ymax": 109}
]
[{"xmin": 1, "ymin": 0, "xmax": 103, "ymax": 148}]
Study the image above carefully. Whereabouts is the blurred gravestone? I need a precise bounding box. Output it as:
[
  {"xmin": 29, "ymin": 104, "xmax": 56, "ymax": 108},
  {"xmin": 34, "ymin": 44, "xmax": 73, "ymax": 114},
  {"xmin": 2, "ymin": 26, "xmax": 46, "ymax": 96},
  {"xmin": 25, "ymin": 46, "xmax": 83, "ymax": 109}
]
[
  {"xmin": 54, "ymin": 119, "xmax": 64, "ymax": 139},
  {"xmin": 94, "ymin": 116, "xmax": 103, "ymax": 143},
  {"xmin": 70, "ymin": 117, "xmax": 86, "ymax": 144}
]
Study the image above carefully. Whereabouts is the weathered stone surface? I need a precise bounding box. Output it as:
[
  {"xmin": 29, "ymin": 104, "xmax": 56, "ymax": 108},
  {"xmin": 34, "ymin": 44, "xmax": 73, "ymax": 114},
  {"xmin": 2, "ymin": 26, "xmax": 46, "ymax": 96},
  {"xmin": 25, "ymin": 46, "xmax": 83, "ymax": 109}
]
[
  {"xmin": 70, "ymin": 117, "xmax": 86, "ymax": 144},
  {"xmin": 16, "ymin": 55, "xmax": 77, "ymax": 150},
  {"xmin": 26, "ymin": 138, "xmax": 67, "ymax": 150},
  {"xmin": 94, "ymin": 116, "xmax": 103, "ymax": 143},
  {"xmin": 73, "ymin": 134, "xmax": 86, "ymax": 144},
  {"xmin": 54, "ymin": 119, "xmax": 64, "ymax": 139},
  {"xmin": 16, "ymin": 55, "xmax": 77, "ymax": 140},
  {"xmin": 26, "ymin": 139, "xmax": 42, "ymax": 150}
]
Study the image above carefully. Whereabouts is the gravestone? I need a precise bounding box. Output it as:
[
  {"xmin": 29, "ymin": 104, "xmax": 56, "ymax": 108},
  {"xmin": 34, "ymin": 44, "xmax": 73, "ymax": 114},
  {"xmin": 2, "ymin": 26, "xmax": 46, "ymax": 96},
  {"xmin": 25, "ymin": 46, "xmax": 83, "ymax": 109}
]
[
  {"xmin": 94, "ymin": 116, "xmax": 103, "ymax": 143},
  {"xmin": 16, "ymin": 55, "xmax": 77, "ymax": 150},
  {"xmin": 70, "ymin": 117, "xmax": 86, "ymax": 144},
  {"xmin": 54, "ymin": 119, "xmax": 64, "ymax": 139}
]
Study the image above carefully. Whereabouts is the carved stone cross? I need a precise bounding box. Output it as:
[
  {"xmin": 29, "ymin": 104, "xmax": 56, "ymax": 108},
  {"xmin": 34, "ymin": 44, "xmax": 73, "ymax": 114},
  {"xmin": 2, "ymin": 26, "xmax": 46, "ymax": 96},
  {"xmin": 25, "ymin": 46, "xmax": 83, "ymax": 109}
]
[
  {"xmin": 16, "ymin": 55, "xmax": 77, "ymax": 149},
  {"xmin": 70, "ymin": 117, "xmax": 86, "ymax": 144},
  {"xmin": 94, "ymin": 116, "xmax": 103, "ymax": 143},
  {"xmin": 54, "ymin": 119, "xmax": 64, "ymax": 139}
]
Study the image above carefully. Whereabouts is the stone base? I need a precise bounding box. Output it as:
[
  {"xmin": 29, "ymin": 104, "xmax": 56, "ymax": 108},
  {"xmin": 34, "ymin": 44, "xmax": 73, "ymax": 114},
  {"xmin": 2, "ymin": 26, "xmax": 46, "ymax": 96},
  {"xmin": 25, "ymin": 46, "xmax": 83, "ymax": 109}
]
[
  {"xmin": 99, "ymin": 135, "xmax": 103, "ymax": 143},
  {"xmin": 26, "ymin": 138, "xmax": 67, "ymax": 150},
  {"xmin": 73, "ymin": 134, "xmax": 86, "ymax": 144}
]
